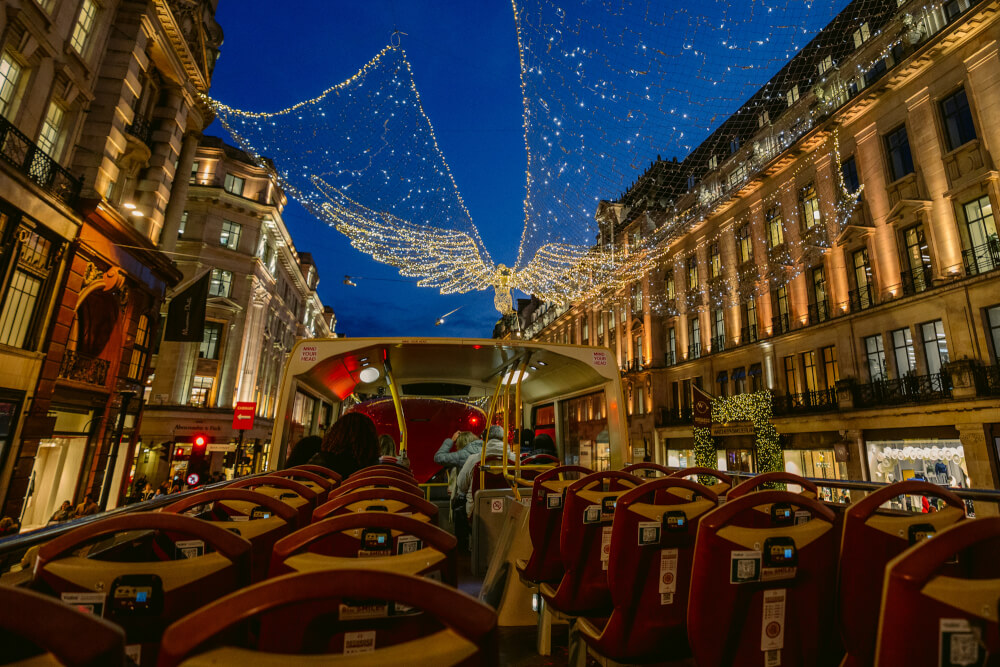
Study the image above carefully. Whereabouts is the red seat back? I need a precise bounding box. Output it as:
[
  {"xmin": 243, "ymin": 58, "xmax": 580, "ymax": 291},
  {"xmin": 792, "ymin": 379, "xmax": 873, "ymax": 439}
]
[
  {"xmin": 518, "ymin": 465, "xmax": 592, "ymax": 584},
  {"xmin": 266, "ymin": 468, "xmax": 337, "ymax": 503},
  {"xmin": 542, "ymin": 471, "xmax": 641, "ymax": 616},
  {"xmin": 313, "ymin": 488, "xmax": 439, "ymax": 523},
  {"xmin": 158, "ymin": 570, "xmax": 498, "ymax": 666},
  {"xmin": 349, "ymin": 464, "xmax": 415, "ymax": 480},
  {"xmin": 875, "ymin": 517, "xmax": 1000, "ymax": 667},
  {"xmin": 584, "ymin": 477, "xmax": 718, "ymax": 662},
  {"xmin": 688, "ymin": 490, "xmax": 839, "ymax": 666},
  {"xmin": 667, "ymin": 467, "xmax": 732, "ymax": 506},
  {"xmin": 161, "ymin": 488, "xmax": 298, "ymax": 582},
  {"xmin": 0, "ymin": 586, "xmax": 126, "ymax": 666},
  {"xmin": 727, "ymin": 472, "xmax": 820, "ymax": 529},
  {"xmin": 838, "ymin": 480, "xmax": 965, "ymax": 665},
  {"xmin": 228, "ymin": 475, "xmax": 319, "ymax": 528},
  {"xmin": 289, "ymin": 464, "xmax": 342, "ymax": 485},
  {"xmin": 623, "ymin": 462, "xmax": 677, "ymax": 478},
  {"xmin": 334, "ymin": 475, "xmax": 424, "ymax": 498},
  {"xmin": 32, "ymin": 513, "xmax": 251, "ymax": 665},
  {"xmin": 269, "ymin": 511, "xmax": 458, "ymax": 584},
  {"xmin": 469, "ymin": 456, "xmax": 510, "ymax": 500}
]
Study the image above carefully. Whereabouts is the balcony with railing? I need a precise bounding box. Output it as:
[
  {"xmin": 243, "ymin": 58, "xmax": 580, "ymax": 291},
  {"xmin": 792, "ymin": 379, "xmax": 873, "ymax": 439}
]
[
  {"xmin": 657, "ymin": 406, "xmax": 692, "ymax": 427},
  {"xmin": 664, "ymin": 350, "xmax": 676, "ymax": 366},
  {"xmin": 848, "ymin": 284, "xmax": 876, "ymax": 312},
  {"xmin": 125, "ymin": 116, "xmax": 154, "ymax": 147},
  {"xmin": 807, "ymin": 301, "xmax": 830, "ymax": 326},
  {"xmin": 709, "ymin": 335, "xmax": 726, "ymax": 354},
  {"xmin": 621, "ymin": 358, "xmax": 645, "ymax": 374},
  {"xmin": 900, "ymin": 264, "xmax": 933, "ymax": 296},
  {"xmin": 853, "ymin": 372, "xmax": 951, "ymax": 407},
  {"xmin": 771, "ymin": 388, "xmax": 838, "ymax": 416},
  {"xmin": 972, "ymin": 364, "xmax": 1000, "ymax": 397},
  {"xmin": 58, "ymin": 350, "xmax": 110, "ymax": 386},
  {"xmin": 962, "ymin": 239, "xmax": 1000, "ymax": 276},
  {"xmin": 740, "ymin": 325, "xmax": 758, "ymax": 346},
  {"xmin": 687, "ymin": 343, "xmax": 701, "ymax": 361},
  {"xmin": 771, "ymin": 313, "xmax": 790, "ymax": 335},
  {"xmin": 0, "ymin": 114, "xmax": 82, "ymax": 206}
]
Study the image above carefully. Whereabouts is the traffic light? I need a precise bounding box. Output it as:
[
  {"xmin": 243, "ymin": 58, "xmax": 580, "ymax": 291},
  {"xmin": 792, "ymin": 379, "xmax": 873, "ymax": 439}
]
[
  {"xmin": 187, "ymin": 434, "xmax": 212, "ymax": 485},
  {"xmin": 192, "ymin": 434, "xmax": 209, "ymax": 452}
]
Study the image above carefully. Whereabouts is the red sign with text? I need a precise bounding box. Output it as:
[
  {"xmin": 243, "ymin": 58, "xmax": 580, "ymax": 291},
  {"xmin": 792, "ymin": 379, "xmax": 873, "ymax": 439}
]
[{"xmin": 233, "ymin": 402, "xmax": 256, "ymax": 431}]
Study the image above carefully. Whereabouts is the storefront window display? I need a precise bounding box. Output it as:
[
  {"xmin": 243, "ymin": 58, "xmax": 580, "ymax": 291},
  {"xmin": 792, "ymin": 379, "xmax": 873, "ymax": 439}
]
[
  {"xmin": 867, "ymin": 439, "xmax": 968, "ymax": 488},
  {"xmin": 784, "ymin": 449, "xmax": 850, "ymax": 502}
]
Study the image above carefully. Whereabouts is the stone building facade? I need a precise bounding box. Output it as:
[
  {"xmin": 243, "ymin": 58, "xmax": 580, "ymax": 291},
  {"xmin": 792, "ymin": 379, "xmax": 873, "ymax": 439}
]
[
  {"xmin": 140, "ymin": 136, "xmax": 335, "ymax": 489},
  {"xmin": 506, "ymin": 0, "xmax": 1000, "ymax": 501},
  {"xmin": 0, "ymin": 0, "xmax": 223, "ymax": 527}
]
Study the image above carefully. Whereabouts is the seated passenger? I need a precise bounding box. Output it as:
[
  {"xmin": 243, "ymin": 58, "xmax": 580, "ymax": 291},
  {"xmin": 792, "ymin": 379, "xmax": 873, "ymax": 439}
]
[
  {"xmin": 49, "ymin": 501, "xmax": 73, "ymax": 523},
  {"xmin": 377, "ymin": 434, "xmax": 397, "ymax": 457},
  {"xmin": 73, "ymin": 494, "xmax": 100, "ymax": 517},
  {"xmin": 284, "ymin": 435, "xmax": 323, "ymax": 469},
  {"xmin": 529, "ymin": 433, "xmax": 557, "ymax": 458},
  {"xmin": 307, "ymin": 412, "xmax": 380, "ymax": 478},
  {"xmin": 434, "ymin": 430, "xmax": 483, "ymax": 469},
  {"xmin": 456, "ymin": 425, "xmax": 514, "ymax": 518}
]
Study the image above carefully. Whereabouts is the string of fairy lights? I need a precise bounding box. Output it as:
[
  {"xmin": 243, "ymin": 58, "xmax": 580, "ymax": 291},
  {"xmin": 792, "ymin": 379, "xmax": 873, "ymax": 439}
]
[{"xmin": 206, "ymin": 0, "xmax": 951, "ymax": 315}]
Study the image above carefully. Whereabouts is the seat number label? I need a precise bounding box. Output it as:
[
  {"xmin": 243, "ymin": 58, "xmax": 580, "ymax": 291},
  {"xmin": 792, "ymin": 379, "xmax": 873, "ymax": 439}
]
[
  {"xmin": 659, "ymin": 548, "xmax": 678, "ymax": 604},
  {"xmin": 730, "ymin": 550, "xmax": 761, "ymax": 584},
  {"xmin": 761, "ymin": 588, "xmax": 786, "ymax": 653},
  {"xmin": 344, "ymin": 630, "xmax": 376, "ymax": 654},
  {"xmin": 600, "ymin": 526, "xmax": 612, "ymax": 569}
]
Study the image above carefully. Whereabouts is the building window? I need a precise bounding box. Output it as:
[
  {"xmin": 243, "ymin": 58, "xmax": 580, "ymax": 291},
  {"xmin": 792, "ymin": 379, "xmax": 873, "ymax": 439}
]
[
  {"xmin": 865, "ymin": 334, "xmax": 887, "ymax": 381},
  {"xmin": 818, "ymin": 55, "xmax": 833, "ymax": 76},
  {"xmin": 749, "ymin": 363, "xmax": 763, "ymax": 391},
  {"xmin": 620, "ymin": 304, "xmax": 627, "ymax": 324},
  {"xmin": 224, "ymin": 173, "xmax": 245, "ymax": 196},
  {"xmin": 841, "ymin": 155, "xmax": 860, "ymax": 192},
  {"xmin": 786, "ymin": 85, "xmax": 799, "ymax": 107},
  {"xmin": 127, "ymin": 315, "xmax": 150, "ymax": 381},
  {"xmin": 987, "ymin": 305, "xmax": 1000, "ymax": 362},
  {"xmin": 688, "ymin": 317, "xmax": 701, "ymax": 359},
  {"xmin": 71, "ymin": 0, "xmax": 99, "ymax": 55},
  {"xmin": 811, "ymin": 266, "xmax": 828, "ymax": 322},
  {"xmin": 852, "ymin": 22, "xmax": 871, "ymax": 49},
  {"xmin": 199, "ymin": 321, "xmax": 223, "ymax": 360},
  {"xmin": 802, "ymin": 351, "xmax": 819, "ymax": 393},
  {"xmin": 687, "ymin": 255, "xmax": 698, "ymax": 290},
  {"xmin": 852, "ymin": 247, "xmax": 873, "ymax": 309},
  {"xmin": 220, "ymin": 220, "xmax": 242, "ymax": 250},
  {"xmin": 902, "ymin": 225, "xmax": 930, "ymax": 292},
  {"xmin": 632, "ymin": 283, "xmax": 643, "ymax": 312},
  {"xmin": 733, "ymin": 367, "xmax": 747, "ymax": 394},
  {"xmin": 209, "ymin": 269, "xmax": 232, "ymax": 298},
  {"xmin": 940, "ymin": 88, "xmax": 976, "ymax": 151},
  {"xmin": 189, "ymin": 375, "xmax": 214, "ymax": 407},
  {"xmin": 962, "ymin": 196, "xmax": 998, "ymax": 273},
  {"xmin": 667, "ymin": 327, "xmax": 676, "ymax": 365},
  {"xmin": 741, "ymin": 296, "xmax": 758, "ymax": 342},
  {"xmin": 758, "ymin": 110, "xmax": 770, "ymax": 128},
  {"xmin": 921, "ymin": 320, "xmax": 949, "ymax": 376},
  {"xmin": 0, "ymin": 53, "xmax": 23, "ymax": 117},
  {"xmin": 800, "ymin": 184, "xmax": 821, "ymax": 230},
  {"xmin": 822, "ymin": 346, "xmax": 839, "ymax": 389},
  {"xmin": 36, "ymin": 102, "xmax": 64, "ymax": 159},
  {"xmin": 597, "ymin": 313, "xmax": 604, "ymax": 339},
  {"xmin": 707, "ymin": 155, "xmax": 718, "ymax": 170},
  {"xmin": 783, "ymin": 355, "xmax": 797, "ymax": 394},
  {"xmin": 892, "ymin": 327, "xmax": 916, "ymax": 376},
  {"xmin": 884, "ymin": 125, "xmax": 915, "ymax": 182},
  {"xmin": 737, "ymin": 223, "xmax": 753, "ymax": 263},
  {"xmin": 709, "ymin": 242, "xmax": 721, "ymax": 278},
  {"xmin": 766, "ymin": 207, "xmax": 784, "ymax": 248},
  {"xmin": 189, "ymin": 160, "xmax": 200, "ymax": 184},
  {"xmin": 774, "ymin": 285, "xmax": 790, "ymax": 333},
  {"xmin": 0, "ymin": 226, "xmax": 54, "ymax": 349},
  {"xmin": 717, "ymin": 370, "xmax": 729, "ymax": 397},
  {"xmin": 664, "ymin": 270, "xmax": 675, "ymax": 300},
  {"xmin": 711, "ymin": 308, "xmax": 725, "ymax": 351},
  {"xmin": 582, "ymin": 319, "xmax": 589, "ymax": 344}
]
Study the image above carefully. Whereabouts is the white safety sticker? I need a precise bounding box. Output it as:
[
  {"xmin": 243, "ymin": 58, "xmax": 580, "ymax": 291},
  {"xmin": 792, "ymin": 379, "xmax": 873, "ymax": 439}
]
[
  {"xmin": 344, "ymin": 630, "xmax": 376, "ymax": 654},
  {"xmin": 637, "ymin": 521, "xmax": 661, "ymax": 546},
  {"xmin": 793, "ymin": 510, "xmax": 811, "ymax": 525},
  {"xmin": 765, "ymin": 649, "xmax": 782, "ymax": 667},
  {"xmin": 600, "ymin": 526, "xmax": 613, "ymax": 569},
  {"xmin": 174, "ymin": 539, "xmax": 205, "ymax": 560},
  {"xmin": 659, "ymin": 548, "xmax": 678, "ymax": 604},
  {"xmin": 125, "ymin": 645, "xmax": 142, "ymax": 663},
  {"xmin": 397, "ymin": 535, "xmax": 422, "ymax": 555},
  {"xmin": 730, "ymin": 550, "xmax": 762, "ymax": 584},
  {"xmin": 761, "ymin": 588, "xmax": 786, "ymax": 652},
  {"xmin": 61, "ymin": 592, "xmax": 106, "ymax": 617},
  {"xmin": 230, "ymin": 515, "xmax": 250, "ymax": 522},
  {"xmin": 939, "ymin": 618, "xmax": 984, "ymax": 667},
  {"xmin": 339, "ymin": 602, "xmax": 389, "ymax": 620},
  {"xmin": 583, "ymin": 505, "xmax": 602, "ymax": 524},
  {"xmin": 490, "ymin": 498, "xmax": 504, "ymax": 513},
  {"xmin": 546, "ymin": 493, "xmax": 563, "ymax": 509},
  {"xmin": 761, "ymin": 566, "xmax": 797, "ymax": 582}
]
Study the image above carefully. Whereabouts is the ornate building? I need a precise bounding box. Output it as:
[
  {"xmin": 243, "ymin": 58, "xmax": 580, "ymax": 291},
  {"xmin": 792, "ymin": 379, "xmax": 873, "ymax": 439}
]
[
  {"xmin": 140, "ymin": 136, "xmax": 335, "ymax": 489},
  {"xmin": 505, "ymin": 0, "xmax": 1000, "ymax": 501},
  {"xmin": 0, "ymin": 0, "xmax": 223, "ymax": 527}
]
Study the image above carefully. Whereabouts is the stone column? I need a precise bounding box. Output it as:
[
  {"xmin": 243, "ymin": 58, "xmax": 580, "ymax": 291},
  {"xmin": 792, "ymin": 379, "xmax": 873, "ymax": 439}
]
[
  {"xmin": 642, "ymin": 274, "xmax": 656, "ymax": 365},
  {"xmin": 842, "ymin": 429, "xmax": 868, "ymax": 502},
  {"xmin": 956, "ymin": 422, "xmax": 998, "ymax": 516},
  {"xmin": 854, "ymin": 122, "xmax": 901, "ymax": 296},
  {"xmin": 237, "ymin": 288, "xmax": 273, "ymax": 403},
  {"xmin": 964, "ymin": 42, "xmax": 1000, "ymax": 170},
  {"xmin": 159, "ymin": 132, "xmax": 200, "ymax": 253}
]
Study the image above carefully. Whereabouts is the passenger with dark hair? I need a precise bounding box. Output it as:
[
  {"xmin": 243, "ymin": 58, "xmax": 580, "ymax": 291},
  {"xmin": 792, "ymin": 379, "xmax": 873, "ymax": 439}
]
[
  {"xmin": 529, "ymin": 433, "xmax": 557, "ymax": 457},
  {"xmin": 73, "ymin": 494, "xmax": 100, "ymax": 517},
  {"xmin": 308, "ymin": 412, "xmax": 381, "ymax": 478},
  {"xmin": 50, "ymin": 501, "xmax": 73, "ymax": 523},
  {"xmin": 284, "ymin": 435, "xmax": 323, "ymax": 469}
]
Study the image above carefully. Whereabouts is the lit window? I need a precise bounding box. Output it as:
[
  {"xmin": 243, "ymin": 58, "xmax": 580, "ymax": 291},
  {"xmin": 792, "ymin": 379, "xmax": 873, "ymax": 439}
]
[
  {"xmin": 71, "ymin": 0, "xmax": 99, "ymax": 55},
  {"xmin": 224, "ymin": 173, "xmax": 245, "ymax": 196},
  {"xmin": 209, "ymin": 269, "xmax": 232, "ymax": 298},
  {"xmin": 766, "ymin": 207, "xmax": 784, "ymax": 248},
  {"xmin": 817, "ymin": 55, "xmax": 833, "ymax": 76},
  {"xmin": 709, "ymin": 242, "xmax": 721, "ymax": 279},
  {"xmin": 189, "ymin": 375, "xmax": 214, "ymax": 407},
  {"xmin": 687, "ymin": 255, "xmax": 698, "ymax": 290},
  {"xmin": 757, "ymin": 110, "xmax": 769, "ymax": 128},
  {"xmin": 127, "ymin": 315, "xmax": 150, "ymax": 381},
  {"xmin": 737, "ymin": 224, "xmax": 753, "ymax": 263},
  {"xmin": 199, "ymin": 322, "xmax": 223, "ymax": 360},
  {"xmin": 707, "ymin": 155, "xmax": 718, "ymax": 170},
  {"xmin": 852, "ymin": 22, "xmax": 871, "ymax": 49},
  {"xmin": 220, "ymin": 220, "xmax": 242, "ymax": 250},
  {"xmin": 786, "ymin": 85, "xmax": 799, "ymax": 107},
  {"xmin": 801, "ymin": 184, "xmax": 821, "ymax": 230},
  {"xmin": 0, "ymin": 52, "xmax": 23, "ymax": 117},
  {"xmin": 178, "ymin": 211, "xmax": 188, "ymax": 237},
  {"xmin": 884, "ymin": 125, "xmax": 915, "ymax": 182},
  {"xmin": 36, "ymin": 102, "xmax": 64, "ymax": 158},
  {"xmin": 940, "ymin": 88, "xmax": 976, "ymax": 151}
]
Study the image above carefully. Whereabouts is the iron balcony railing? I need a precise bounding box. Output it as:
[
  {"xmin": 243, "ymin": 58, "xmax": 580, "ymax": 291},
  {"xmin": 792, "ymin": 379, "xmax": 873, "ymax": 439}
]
[
  {"xmin": 58, "ymin": 350, "xmax": 110, "ymax": 386},
  {"xmin": 664, "ymin": 349, "xmax": 676, "ymax": 366},
  {"xmin": 621, "ymin": 358, "xmax": 645, "ymax": 374},
  {"xmin": 972, "ymin": 363, "xmax": 1000, "ymax": 397},
  {"xmin": 962, "ymin": 239, "xmax": 1000, "ymax": 276},
  {"xmin": 807, "ymin": 301, "xmax": 830, "ymax": 326},
  {"xmin": 688, "ymin": 343, "xmax": 701, "ymax": 360},
  {"xmin": 710, "ymin": 335, "xmax": 726, "ymax": 354},
  {"xmin": 125, "ymin": 116, "xmax": 154, "ymax": 146},
  {"xmin": 0, "ymin": 114, "xmax": 82, "ymax": 206},
  {"xmin": 849, "ymin": 283, "xmax": 876, "ymax": 312},
  {"xmin": 854, "ymin": 371, "xmax": 951, "ymax": 407},
  {"xmin": 771, "ymin": 387, "xmax": 839, "ymax": 416},
  {"xmin": 657, "ymin": 406, "xmax": 692, "ymax": 427},
  {"xmin": 900, "ymin": 264, "xmax": 933, "ymax": 296},
  {"xmin": 771, "ymin": 313, "xmax": 790, "ymax": 335},
  {"xmin": 740, "ymin": 325, "xmax": 758, "ymax": 345}
]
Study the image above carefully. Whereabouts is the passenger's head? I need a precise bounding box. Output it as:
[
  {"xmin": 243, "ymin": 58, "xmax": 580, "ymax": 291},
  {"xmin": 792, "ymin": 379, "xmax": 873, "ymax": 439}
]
[
  {"xmin": 377, "ymin": 434, "xmax": 397, "ymax": 457},
  {"xmin": 487, "ymin": 425, "xmax": 504, "ymax": 442},
  {"xmin": 285, "ymin": 435, "xmax": 323, "ymax": 468},
  {"xmin": 453, "ymin": 431, "xmax": 477, "ymax": 451},
  {"xmin": 84, "ymin": 494, "xmax": 96, "ymax": 504},
  {"xmin": 322, "ymin": 412, "xmax": 380, "ymax": 475},
  {"xmin": 530, "ymin": 433, "xmax": 557, "ymax": 456},
  {"xmin": 60, "ymin": 500, "xmax": 71, "ymax": 510}
]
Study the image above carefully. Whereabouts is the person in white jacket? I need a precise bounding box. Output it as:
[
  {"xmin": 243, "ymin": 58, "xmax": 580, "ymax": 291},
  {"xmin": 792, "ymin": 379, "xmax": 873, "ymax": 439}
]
[{"xmin": 456, "ymin": 425, "xmax": 516, "ymax": 518}]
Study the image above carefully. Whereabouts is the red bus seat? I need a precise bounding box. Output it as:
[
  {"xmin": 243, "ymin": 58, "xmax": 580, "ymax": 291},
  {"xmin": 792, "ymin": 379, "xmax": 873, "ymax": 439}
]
[
  {"xmin": 334, "ymin": 474, "xmax": 424, "ymax": 499},
  {"xmin": 161, "ymin": 488, "xmax": 298, "ymax": 582},
  {"xmin": 0, "ymin": 585, "xmax": 126, "ymax": 666},
  {"xmin": 157, "ymin": 570, "xmax": 498, "ymax": 666},
  {"xmin": 688, "ymin": 490, "xmax": 839, "ymax": 667},
  {"xmin": 875, "ymin": 517, "xmax": 1000, "ymax": 667},
  {"xmin": 578, "ymin": 477, "xmax": 718, "ymax": 663},
  {"xmin": 269, "ymin": 511, "xmax": 457, "ymax": 584},
  {"xmin": 349, "ymin": 464, "xmax": 416, "ymax": 480},
  {"xmin": 623, "ymin": 462, "xmax": 677, "ymax": 478},
  {"xmin": 313, "ymin": 488, "xmax": 439, "ymax": 524},
  {"xmin": 289, "ymin": 463, "xmax": 342, "ymax": 485},
  {"xmin": 838, "ymin": 480, "xmax": 965, "ymax": 666},
  {"xmin": 266, "ymin": 468, "xmax": 337, "ymax": 503},
  {"xmin": 727, "ymin": 471, "xmax": 820, "ymax": 528},
  {"xmin": 515, "ymin": 465, "xmax": 592, "ymax": 586},
  {"xmin": 32, "ymin": 513, "xmax": 251, "ymax": 667},
  {"xmin": 668, "ymin": 467, "xmax": 732, "ymax": 501},
  {"xmin": 521, "ymin": 453, "xmax": 559, "ymax": 465},
  {"xmin": 540, "ymin": 471, "xmax": 641, "ymax": 617},
  {"xmin": 228, "ymin": 476, "xmax": 319, "ymax": 528}
]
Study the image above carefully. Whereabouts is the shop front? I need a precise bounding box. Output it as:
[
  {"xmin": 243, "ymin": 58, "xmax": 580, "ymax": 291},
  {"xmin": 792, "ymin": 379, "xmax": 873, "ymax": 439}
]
[{"xmin": 867, "ymin": 439, "xmax": 969, "ymax": 488}]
